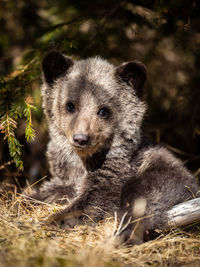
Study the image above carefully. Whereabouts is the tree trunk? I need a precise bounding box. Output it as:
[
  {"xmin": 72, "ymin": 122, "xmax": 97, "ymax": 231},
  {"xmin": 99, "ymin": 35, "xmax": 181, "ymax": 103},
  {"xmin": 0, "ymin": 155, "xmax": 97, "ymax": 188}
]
[{"xmin": 164, "ymin": 198, "xmax": 200, "ymax": 230}]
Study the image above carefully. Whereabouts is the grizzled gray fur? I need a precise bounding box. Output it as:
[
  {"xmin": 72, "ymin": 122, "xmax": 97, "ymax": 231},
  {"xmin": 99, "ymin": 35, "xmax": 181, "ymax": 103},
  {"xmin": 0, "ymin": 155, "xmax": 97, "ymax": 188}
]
[{"xmin": 31, "ymin": 51, "xmax": 199, "ymax": 243}]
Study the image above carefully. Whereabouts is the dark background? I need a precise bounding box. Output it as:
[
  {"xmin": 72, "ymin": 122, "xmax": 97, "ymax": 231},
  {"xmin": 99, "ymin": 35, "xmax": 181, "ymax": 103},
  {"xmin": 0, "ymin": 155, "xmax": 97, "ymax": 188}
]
[{"xmin": 0, "ymin": 0, "xmax": 200, "ymax": 189}]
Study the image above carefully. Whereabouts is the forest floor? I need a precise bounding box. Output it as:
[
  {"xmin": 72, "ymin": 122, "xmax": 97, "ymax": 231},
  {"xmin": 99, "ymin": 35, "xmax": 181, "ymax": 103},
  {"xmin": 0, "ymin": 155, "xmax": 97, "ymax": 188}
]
[{"xmin": 0, "ymin": 188, "xmax": 200, "ymax": 267}]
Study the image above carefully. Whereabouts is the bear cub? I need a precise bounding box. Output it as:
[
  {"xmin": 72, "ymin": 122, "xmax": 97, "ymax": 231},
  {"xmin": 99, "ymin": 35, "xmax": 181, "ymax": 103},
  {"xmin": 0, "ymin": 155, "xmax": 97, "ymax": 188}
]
[{"xmin": 31, "ymin": 51, "xmax": 199, "ymax": 243}]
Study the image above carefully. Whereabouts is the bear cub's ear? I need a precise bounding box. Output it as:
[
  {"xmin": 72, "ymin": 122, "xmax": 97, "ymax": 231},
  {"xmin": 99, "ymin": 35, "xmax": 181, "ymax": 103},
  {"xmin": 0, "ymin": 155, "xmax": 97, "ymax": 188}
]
[
  {"xmin": 42, "ymin": 51, "xmax": 74, "ymax": 86},
  {"xmin": 115, "ymin": 61, "xmax": 147, "ymax": 98}
]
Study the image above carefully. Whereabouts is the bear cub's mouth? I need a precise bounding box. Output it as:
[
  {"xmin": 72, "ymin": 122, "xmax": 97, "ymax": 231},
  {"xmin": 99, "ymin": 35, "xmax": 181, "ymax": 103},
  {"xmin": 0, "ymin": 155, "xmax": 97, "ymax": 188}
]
[
  {"xmin": 70, "ymin": 138, "xmax": 101, "ymax": 157},
  {"xmin": 71, "ymin": 143, "xmax": 91, "ymax": 149}
]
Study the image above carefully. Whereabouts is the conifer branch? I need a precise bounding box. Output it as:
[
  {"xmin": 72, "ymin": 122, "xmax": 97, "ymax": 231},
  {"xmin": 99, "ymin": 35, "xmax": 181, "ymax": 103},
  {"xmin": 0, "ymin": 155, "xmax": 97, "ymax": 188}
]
[
  {"xmin": 24, "ymin": 98, "xmax": 36, "ymax": 142},
  {"xmin": 0, "ymin": 112, "xmax": 23, "ymax": 170}
]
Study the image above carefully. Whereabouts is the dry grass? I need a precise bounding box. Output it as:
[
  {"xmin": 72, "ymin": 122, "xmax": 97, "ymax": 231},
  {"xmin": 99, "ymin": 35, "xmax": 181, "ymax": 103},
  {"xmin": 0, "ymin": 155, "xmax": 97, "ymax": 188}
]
[{"xmin": 0, "ymin": 189, "xmax": 200, "ymax": 267}]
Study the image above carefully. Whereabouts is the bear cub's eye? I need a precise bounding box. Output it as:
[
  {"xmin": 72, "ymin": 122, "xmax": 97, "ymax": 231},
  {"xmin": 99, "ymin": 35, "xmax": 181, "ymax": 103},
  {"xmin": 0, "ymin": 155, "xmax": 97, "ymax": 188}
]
[
  {"xmin": 66, "ymin": 102, "xmax": 76, "ymax": 113},
  {"xmin": 97, "ymin": 107, "xmax": 110, "ymax": 119}
]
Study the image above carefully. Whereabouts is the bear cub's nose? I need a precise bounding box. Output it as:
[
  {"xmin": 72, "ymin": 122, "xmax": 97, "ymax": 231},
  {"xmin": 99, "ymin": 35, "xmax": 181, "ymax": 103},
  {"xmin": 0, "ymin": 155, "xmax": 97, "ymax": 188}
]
[{"xmin": 73, "ymin": 133, "xmax": 89, "ymax": 146}]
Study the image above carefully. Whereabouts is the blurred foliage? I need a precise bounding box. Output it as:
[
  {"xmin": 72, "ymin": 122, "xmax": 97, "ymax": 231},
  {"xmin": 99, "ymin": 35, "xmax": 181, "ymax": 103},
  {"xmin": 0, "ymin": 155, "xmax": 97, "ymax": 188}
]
[{"xmin": 0, "ymin": 0, "xmax": 199, "ymax": 185}]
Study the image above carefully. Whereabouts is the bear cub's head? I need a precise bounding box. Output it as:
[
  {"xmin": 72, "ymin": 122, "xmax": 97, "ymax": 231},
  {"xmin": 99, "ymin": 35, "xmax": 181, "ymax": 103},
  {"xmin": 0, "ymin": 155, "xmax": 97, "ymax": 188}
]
[{"xmin": 42, "ymin": 51, "xmax": 147, "ymax": 158}]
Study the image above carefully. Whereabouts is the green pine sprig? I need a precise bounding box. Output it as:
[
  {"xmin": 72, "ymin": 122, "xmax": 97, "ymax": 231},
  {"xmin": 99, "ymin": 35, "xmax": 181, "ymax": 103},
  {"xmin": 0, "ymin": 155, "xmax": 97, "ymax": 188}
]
[
  {"xmin": 0, "ymin": 59, "xmax": 39, "ymax": 170},
  {"xmin": 0, "ymin": 112, "xmax": 23, "ymax": 170},
  {"xmin": 24, "ymin": 99, "xmax": 36, "ymax": 142}
]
